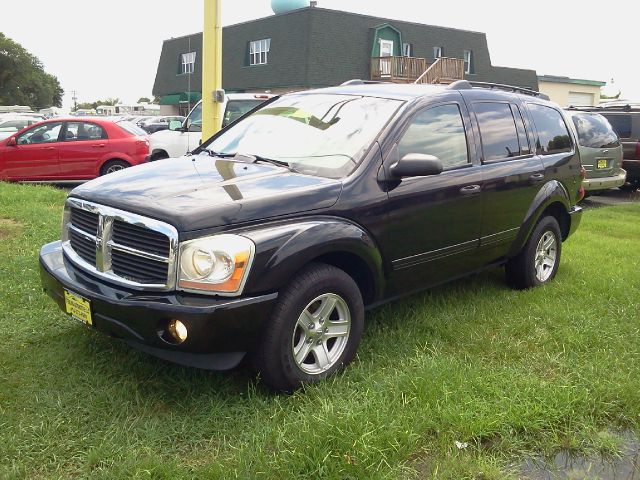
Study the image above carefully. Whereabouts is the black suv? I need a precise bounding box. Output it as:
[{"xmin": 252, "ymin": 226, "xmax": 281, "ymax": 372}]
[{"xmin": 40, "ymin": 81, "xmax": 583, "ymax": 391}]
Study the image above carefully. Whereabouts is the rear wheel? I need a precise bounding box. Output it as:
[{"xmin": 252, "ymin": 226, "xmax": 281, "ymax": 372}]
[
  {"xmin": 619, "ymin": 181, "xmax": 639, "ymax": 192},
  {"xmin": 253, "ymin": 263, "xmax": 364, "ymax": 392},
  {"xmin": 100, "ymin": 160, "xmax": 130, "ymax": 176},
  {"xmin": 505, "ymin": 216, "xmax": 562, "ymax": 289}
]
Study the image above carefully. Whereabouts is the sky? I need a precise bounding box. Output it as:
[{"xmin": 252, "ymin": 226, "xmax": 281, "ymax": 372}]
[{"xmin": 1, "ymin": 0, "xmax": 637, "ymax": 110}]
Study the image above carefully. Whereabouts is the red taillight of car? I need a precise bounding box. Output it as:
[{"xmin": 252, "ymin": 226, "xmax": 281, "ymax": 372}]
[
  {"xmin": 578, "ymin": 167, "xmax": 587, "ymax": 202},
  {"xmin": 635, "ymin": 142, "xmax": 640, "ymax": 159},
  {"xmin": 135, "ymin": 138, "xmax": 150, "ymax": 154}
]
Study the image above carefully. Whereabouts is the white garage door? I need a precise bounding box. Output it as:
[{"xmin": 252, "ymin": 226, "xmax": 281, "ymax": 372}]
[{"xmin": 568, "ymin": 91, "xmax": 594, "ymax": 106}]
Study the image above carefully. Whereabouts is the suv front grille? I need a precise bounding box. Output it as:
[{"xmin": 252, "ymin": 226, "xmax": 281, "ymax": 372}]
[{"xmin": 62, "ymin": 200, "xmax": 178, "ymax": 290}]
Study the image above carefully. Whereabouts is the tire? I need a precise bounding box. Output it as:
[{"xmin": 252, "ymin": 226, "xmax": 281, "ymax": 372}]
[
  {"xmin": 619, "ymin": 182, "xmax": 638, "ymax": 192},
  {"xmin": 253, "ymin": 263, "xmax": 364, "ymax": 392},
  {"xmin": 505, "ymin": 216, "xmax": 562, "ymax": 290},
  {"xmin": 150, "ymin": 151, "xmax": 169, "ymax": 162},
  {"xmin": 100, "ymin": 160, "xmax": 130, "ymax": 176}
]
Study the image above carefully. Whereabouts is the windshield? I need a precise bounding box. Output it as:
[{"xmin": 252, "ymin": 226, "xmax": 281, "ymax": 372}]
[{"xmin": 204, "ymin": 94, "xmax": 403, "ymax": 178}]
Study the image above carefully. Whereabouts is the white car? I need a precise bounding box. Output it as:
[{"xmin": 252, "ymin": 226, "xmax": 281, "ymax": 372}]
[
  {"xmin": 148, "ymin": 93, "xmax": 273, "ymax": 160},
  {"xmin": 0, "ymin": 116, "xmax": 42, "ymax": 140}
]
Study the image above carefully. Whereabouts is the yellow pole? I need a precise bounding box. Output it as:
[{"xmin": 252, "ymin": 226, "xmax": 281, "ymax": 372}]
[{"xmin": 202, "ymin": 0, "xmax": 223, "ymax": 140}]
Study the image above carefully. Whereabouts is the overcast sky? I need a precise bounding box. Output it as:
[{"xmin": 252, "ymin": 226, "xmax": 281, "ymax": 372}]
[{"xmin": 1, "ymin": 0, "xmax": 636, "ymax": 110}]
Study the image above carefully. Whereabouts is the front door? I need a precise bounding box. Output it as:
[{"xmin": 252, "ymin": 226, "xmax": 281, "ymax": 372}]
[
  {"xmin": 4, "ymin": 122, "xmax": 63, "ymax": 180},
  {"xmin": 379, "ymin": 40, "xmax": 394, "ymax": 76},
  {"xmin": 381, "ymin": 101, "xmax": 483, "ymax": 296}
]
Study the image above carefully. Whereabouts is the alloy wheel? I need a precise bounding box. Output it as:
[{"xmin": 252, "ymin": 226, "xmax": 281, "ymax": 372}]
[{"xmin": 291, "ymin": 293, "xmax": 351, "ymax": 375}]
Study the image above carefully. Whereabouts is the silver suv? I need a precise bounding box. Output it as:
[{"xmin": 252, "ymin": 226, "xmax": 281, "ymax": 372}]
[{"xmin": 565, "ymin": 110, "xmax": 625, "ymax": 192}]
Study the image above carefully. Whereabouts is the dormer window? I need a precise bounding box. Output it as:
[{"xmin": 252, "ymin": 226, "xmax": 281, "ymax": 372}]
[{"xmin": 249, "ymin": 39, "xmax": 271, "ymax": 66}]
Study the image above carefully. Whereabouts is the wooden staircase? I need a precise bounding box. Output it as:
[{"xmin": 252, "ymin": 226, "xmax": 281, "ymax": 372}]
[{"xmin": 414, "ymin": 57, "xmax": 465, "ymax": 85}]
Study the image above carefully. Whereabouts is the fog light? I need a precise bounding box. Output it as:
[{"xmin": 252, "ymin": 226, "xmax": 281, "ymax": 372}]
[{"xmin": 167, "ymin": 319, "xmax": 188, "ymax": 343}]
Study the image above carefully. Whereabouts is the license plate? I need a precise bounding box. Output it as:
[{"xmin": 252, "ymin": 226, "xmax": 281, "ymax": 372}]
[
  {"xmin": 64, "ymin": 290, "xmax": 93, "ymax": 326},
  {"xmin": 597, "ymin": 159, "xmax": 608, "ymax": 169}
]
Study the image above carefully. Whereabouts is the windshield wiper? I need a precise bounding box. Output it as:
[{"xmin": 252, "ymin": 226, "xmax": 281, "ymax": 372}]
[
  {"xmin": 198, "ymin": 148, "xmax": 235, "ymax": 158},
  {"xmin": 235, "ymin": 153, "xmax": 292, "ymax": 169}
]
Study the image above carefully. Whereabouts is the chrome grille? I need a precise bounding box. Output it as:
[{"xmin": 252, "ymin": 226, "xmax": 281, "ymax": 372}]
[{"xmin": 62, "ymin": 199, "xmax": 178, "ymax": 290}]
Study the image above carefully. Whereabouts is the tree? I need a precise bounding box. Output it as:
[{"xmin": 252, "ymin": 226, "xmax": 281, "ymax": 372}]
[
  {"xmin": 137, "ymin": 97, "xmax": 151, "ymax": 104},
  {"xmin": 0, "ymin": 33, "xmax": 64, "ymax": 109},
  {"xmin": 74, "ymin": 98, "xmax": 120, "ymax": 111}
]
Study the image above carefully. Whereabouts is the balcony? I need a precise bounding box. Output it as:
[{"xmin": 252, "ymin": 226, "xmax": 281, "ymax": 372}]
[{"xmin": 370, "ymin": 56, "xmax": 465, "ymax": 84}]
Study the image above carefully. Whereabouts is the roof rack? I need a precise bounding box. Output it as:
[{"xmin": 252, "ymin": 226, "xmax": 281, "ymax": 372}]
[
  {"xmin": 566, "ymin": 104, "xmax": 640, "ymax": 112},
  {"xmin": 448, "ymin": 80, "xmax": 550, "ymax": 100},
  {"xmin": 340, "ymin": 79, "xmax": 387, "ymax": 86}
]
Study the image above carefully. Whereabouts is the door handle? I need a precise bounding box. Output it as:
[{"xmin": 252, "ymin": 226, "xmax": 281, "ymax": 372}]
[
  {"xmin": 460, "ymin": 184, "xmax": 481, "ymax": 195},
  {"xmin": 92, "ymin": 144, "xmax": 106, "ymax": 148},
  {"xmin": 44, "ymin": 146, "xmax": 56, "ymax": 150},
  {"xmin": 529, "ymin": 173, "xmax": 545, "ymax": 183}
]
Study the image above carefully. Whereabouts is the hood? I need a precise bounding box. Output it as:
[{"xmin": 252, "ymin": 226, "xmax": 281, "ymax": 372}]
[{"xmin": 70, "ymin": 156, "xmax": 342, "ymax": 232}]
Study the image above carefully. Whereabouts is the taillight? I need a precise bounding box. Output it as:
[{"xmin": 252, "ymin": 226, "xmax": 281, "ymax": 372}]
[
  {"xmin": 578, "ymin": 167, "xmax": 587, "ymax": 202},
  {"xmin": 635, "ymin": 142, "xmax": 640, "ymax": 159}
]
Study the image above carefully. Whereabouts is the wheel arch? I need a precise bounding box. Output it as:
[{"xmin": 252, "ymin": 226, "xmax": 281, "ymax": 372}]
[
  {"xmin": 241, "ymin": 217, "xmax": 386, "ymax": 306},
  {"xmin": 507, "ymin": 180, "xmax": 572, "ymax": 257}
]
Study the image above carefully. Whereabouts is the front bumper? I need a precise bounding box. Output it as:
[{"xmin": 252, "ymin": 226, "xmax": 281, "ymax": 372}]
[
  {"xmin": 568, "ymin": 205, "xmax": 583, "ymax": 238},
  {"xmin": 583, "ymin": 170, "xmax": 626, "ymax": 191},
  {"xmin": 39, "ymin": 241, "xmax": 278, "ymax": 370}
]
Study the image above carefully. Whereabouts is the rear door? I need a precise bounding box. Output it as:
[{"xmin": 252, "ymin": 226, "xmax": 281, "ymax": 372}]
[
  {"xmin": 3, "ymin": 122, "xmax": 63, "ymax": 180},
  {"xmin": 464, "ymin": 95, "xmax": 546, "ymax": 262},
  {"xmin": 58, "ymin": 121, "xmax": 109, "ymax": 179}
]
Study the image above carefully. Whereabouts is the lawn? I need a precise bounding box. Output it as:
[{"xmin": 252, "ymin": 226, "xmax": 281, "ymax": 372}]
[{"xmin": 1, "ymin": 181, "xmax": 639, "ymax": 479}]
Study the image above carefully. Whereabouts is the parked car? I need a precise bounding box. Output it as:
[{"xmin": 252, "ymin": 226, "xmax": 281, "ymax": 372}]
[
  {"xmin": 564, "ymin": 110, "xmax": 626, "ymax": 192},
  {"xmin": 569, "ymin": 104, "xmax": 640, "ymax": 190},
  {"xmin": 148, "ymin": 94, "xmax": 274, "ymax": 160},
  {"xmin": 0, "ymin": 118, "xmax": 149, "ymax": 181},
  {"xmin": 140, "ymin": 116, "xmax": 186, "ymax": 134},
  {"xmin": 40, "ymin": 81, "xmax": 583, "ymax": 391},
  {"xmin": 0, "ymin": 116, "xmax": 42, "ymax": 141}
]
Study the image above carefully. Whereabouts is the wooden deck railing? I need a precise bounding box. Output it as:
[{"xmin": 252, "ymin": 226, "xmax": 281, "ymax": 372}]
[
  {"xmin": 414, "ymin": 57, "xmax": 465, "ymax": 85},
  {"xmin": 370, "ymin": 56, "xmax": 429, "ymax": 83}
]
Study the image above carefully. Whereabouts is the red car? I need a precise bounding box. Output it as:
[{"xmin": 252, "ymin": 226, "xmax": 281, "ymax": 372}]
[{"xmin": 0, "ymin": 118, "xmax": 150, "ymax": 181}]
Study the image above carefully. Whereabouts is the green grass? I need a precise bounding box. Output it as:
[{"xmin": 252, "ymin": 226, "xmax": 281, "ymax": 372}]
[{"xmin": 1, "ymin": 181, "xmax": 639, "ymax": 479}]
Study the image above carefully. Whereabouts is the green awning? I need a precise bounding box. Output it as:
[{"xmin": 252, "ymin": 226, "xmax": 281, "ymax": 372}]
[
  {"xmin": 180, "ymin": 92, "xmax": 201, "ymax": 103},
  {"xmin": 159, "ymin": 94, "xmax": 181, "ymax": 105},
  {"xmin": 159, "ymin": 92, "xmax": 202, "ymax": 106}
]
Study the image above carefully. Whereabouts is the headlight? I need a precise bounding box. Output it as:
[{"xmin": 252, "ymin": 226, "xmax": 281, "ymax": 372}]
[{"xmin": 178, "ymin": 234, "xmax": 255, "ymax": 295}]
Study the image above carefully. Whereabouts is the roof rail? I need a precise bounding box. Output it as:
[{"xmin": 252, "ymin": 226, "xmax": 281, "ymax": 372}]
[
  {"xmin": 449, "ymin": 80, "xmax": 550, "ymax": 100},
  {"xmin": 340, "ymin": 79, "xmax": 387, "ymax": 86}
]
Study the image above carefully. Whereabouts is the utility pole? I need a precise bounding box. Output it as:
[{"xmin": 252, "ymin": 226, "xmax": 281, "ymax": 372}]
[
  {"xmin": 202, "ymin": 0, "xmax": 224, "ymax": 140},
  {"xmin": 72, "ymin": 90, "xmax": 78, "ymax": 112}
]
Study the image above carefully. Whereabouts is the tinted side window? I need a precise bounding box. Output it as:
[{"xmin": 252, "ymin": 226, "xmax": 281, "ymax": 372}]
[
  {"xmin": 528, "ymin": 104, "xmax": 573, "ymax": 155},
  {"xmin": 398, "ymin": 104, "xmax": 469, "ymax": 169},
  {"xmin": 65, "ymin": 122, "xmax": 107, "ymax": 141},
  {"xmin": 601, "ymin": 114, "xmax": 632, "ymax": 139},
  {"xmin": 474, "ymin": 102, "xmax": 521, "ymax": 161},
  {"xmin": 571, "ymin": 114, "xmax": 620, "ymax": 149}
]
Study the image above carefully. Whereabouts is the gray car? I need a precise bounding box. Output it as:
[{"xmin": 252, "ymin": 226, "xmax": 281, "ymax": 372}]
[{"xmin": 565, "ymin": 110, "xmax": 625, "ymax": 192}]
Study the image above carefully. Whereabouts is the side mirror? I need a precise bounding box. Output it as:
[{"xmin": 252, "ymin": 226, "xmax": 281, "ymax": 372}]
[
  {"xmin": 390, "ymin": 154, "xmax": 443, "ymax": 178},
  {"xmin": 169, "ymin": 120, "xmax": 183, "ymax": 131},
  {"xmin": 6, "ymin": 137, "xmax": 17, "ymax": 147}
]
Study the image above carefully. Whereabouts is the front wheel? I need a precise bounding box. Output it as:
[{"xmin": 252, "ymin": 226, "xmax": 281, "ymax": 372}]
[
  {"xmin": 253, "ymin": 263, "xmax": 364, "ymax": 392},
  {"xmin": 505, "ymin": 216, "xmax": 562, "ymax": 290}
]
